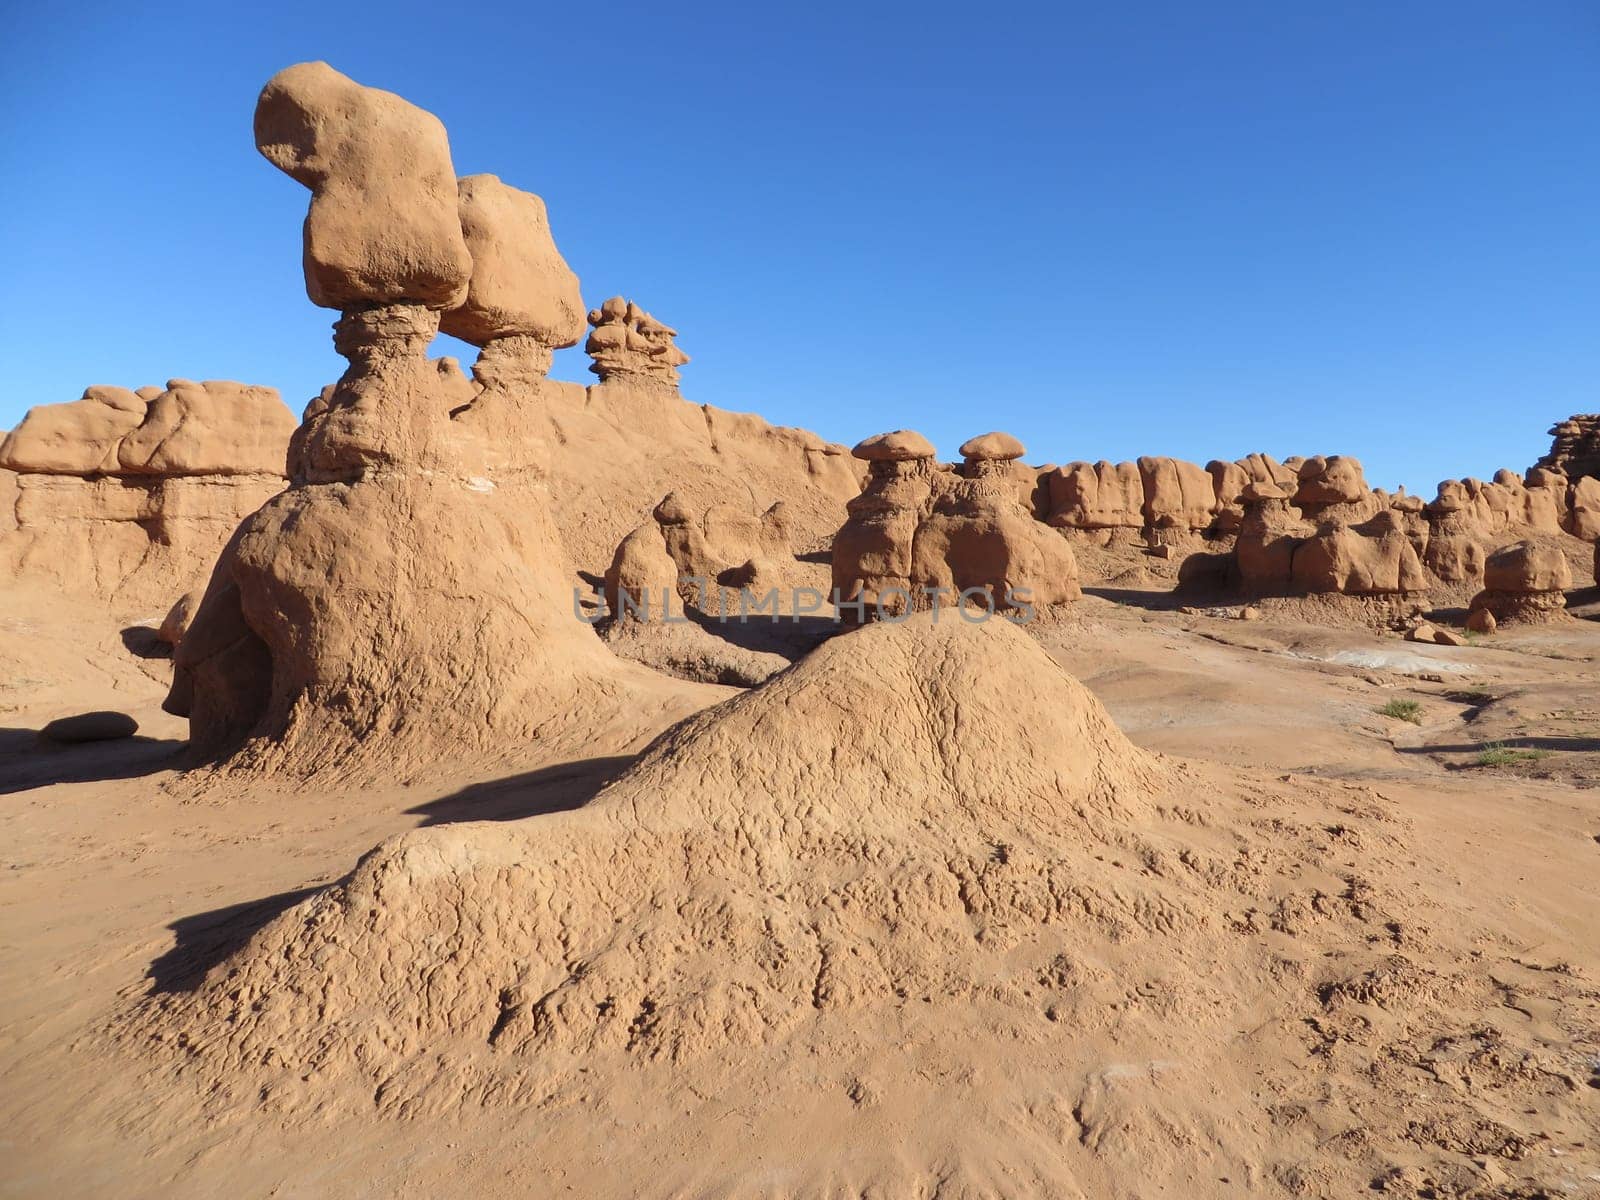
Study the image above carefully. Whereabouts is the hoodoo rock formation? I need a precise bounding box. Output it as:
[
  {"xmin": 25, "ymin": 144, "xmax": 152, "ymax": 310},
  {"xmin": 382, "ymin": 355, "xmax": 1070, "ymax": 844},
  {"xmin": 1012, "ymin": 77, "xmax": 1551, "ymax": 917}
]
[
  {"xmin": 1538, "ymin": 413, "xmax": 1600, "ymax": 483},
  {"xmin": 1467, "ymin": 539, "xmax": 1573, "ymax": 625},
  {"xmin": 912, "ymin": 433, "xmax": 1080, "ymax": 611},
  {"xmin": 585, "ymin": 297, "xmax": 691, "ymax": 389},
  {"xmin": 253, "ymin": 61, "xmax": 472, "ymax": 311},
  {"xmin": 831, "ymin": 430, "xmax": 939, "ymax": 619},
  {"xmin": 167, "ymin": 63, "xmax": 699, "ymax": 778},
  {"xmin": 0, "ymin": 380, "xmax": 295, "ymax": 605}
]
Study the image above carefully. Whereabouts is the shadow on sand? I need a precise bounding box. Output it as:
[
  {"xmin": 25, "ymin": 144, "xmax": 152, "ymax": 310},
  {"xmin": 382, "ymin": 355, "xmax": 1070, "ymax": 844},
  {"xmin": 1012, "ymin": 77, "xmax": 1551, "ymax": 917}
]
[
  {"xmin": 0, "ymin": 726, "xmax": 185, "ymax": 795},
  {"xmin": 1399, "ymin": 735, "xmax": 1600, "ymax": 756},
  {"xmin": 148, "ymin": 884, "xmax": 326, "ymax": 994},
  {"xmin": 119, "ymin": 625, "xmax": 172, "ymax": 660},
  {"xmin": 406, "ymin": 754, "xmax": 640, "ymax": 826}
]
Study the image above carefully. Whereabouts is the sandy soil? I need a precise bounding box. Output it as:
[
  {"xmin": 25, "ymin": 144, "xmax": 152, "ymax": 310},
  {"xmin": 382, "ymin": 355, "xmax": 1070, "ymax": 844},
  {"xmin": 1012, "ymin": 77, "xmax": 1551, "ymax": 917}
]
[{"xmin": 2, "ymin": 581, "xmax": 1597, "ymax": 1198}]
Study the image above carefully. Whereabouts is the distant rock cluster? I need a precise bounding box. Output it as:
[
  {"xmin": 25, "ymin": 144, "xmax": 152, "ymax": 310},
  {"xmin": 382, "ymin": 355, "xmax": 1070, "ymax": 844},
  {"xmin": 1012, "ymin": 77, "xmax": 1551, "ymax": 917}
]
[{"xmin": 1537, "ymin": 413, "xmax": 1600, "ymax": 484}]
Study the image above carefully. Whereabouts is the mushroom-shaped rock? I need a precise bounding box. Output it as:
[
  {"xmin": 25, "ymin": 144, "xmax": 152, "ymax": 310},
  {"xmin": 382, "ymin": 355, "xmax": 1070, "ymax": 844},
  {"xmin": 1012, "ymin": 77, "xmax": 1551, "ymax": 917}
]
[
  {"xmin": 958, "ymin": 431, "xmax": 1025, "ymax": 462},
  {"xmin": 1467, "ymin": 539, "xmax": 1573, "ymax": 625},
  {"xmin": 439, "ymin": 174, "xmax": 585, "ymax": 353},
  {"xmin": 909, "ymin": 467, "xmax": 1080, "ymax": 611},
  {"xmin": 254, "ymin": 61, "xmax": 472, "ymax": 310},
  {"xmin": 853, "ymin": 430, "xmax": 936, "ymax": 463}
]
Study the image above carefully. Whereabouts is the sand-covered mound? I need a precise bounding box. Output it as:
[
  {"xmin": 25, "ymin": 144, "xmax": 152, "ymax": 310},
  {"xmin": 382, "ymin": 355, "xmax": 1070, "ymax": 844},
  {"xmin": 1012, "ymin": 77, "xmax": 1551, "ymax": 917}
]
[{"xmin": 114, "ymin": 612, "xmax": 1597, "ymax": 1197}]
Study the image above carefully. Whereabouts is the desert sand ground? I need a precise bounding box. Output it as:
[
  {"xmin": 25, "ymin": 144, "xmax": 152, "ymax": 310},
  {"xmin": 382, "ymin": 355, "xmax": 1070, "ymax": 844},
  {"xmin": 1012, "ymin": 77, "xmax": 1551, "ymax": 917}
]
[{"xmin": 2, "ymin": 578, "xmax": 1596, "ymax": 1198}]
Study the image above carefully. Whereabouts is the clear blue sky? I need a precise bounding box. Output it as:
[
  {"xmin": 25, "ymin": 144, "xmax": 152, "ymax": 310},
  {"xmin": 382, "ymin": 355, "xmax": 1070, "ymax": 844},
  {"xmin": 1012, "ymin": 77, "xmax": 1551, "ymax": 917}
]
[{"xmin": 1, "ymin": 1, "xmax": 1595, "ymax": 494}]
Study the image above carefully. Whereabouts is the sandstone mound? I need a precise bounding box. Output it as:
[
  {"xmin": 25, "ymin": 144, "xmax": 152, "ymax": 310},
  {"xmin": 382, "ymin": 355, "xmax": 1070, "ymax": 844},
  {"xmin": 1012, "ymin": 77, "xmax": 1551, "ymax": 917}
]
[
  {"xmin": 116, "ymin": 612, "xmax": 1593, "ymax": 1195},
  {"xmin": 126, "ymin": 613, "xmax": 1165, "ymax": 1107},
  {"xmin": 0, "ymin": 380, "xmax": 294, "ymax": 606}
]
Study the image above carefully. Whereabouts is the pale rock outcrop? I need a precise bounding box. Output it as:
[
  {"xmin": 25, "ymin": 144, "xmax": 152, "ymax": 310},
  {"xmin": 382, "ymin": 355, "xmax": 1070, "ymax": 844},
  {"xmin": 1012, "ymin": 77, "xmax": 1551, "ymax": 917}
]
[
  {"xmin": 0, "ymin": 381, "xmax": 295, "ymax": 606},
  {"xmin": 911, "ymin": 433, "xmax": 1079, "ymax": 611},
  {"xmin": 253, "ymin": 62, "xmax": 471, "ymax": 310},
  {"xmin": 585, "ymin": 297, "xmax": 690, "ymax": 389},
  {"xmin": 1467, "ymin": 540, "xmax": 1573, "ymax": 625}
]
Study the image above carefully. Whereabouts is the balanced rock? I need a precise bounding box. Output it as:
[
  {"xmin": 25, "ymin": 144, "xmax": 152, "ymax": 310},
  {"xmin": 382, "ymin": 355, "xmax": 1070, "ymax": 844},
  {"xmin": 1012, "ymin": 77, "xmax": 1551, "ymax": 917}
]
[
  {"xmin": 439, "ymin": 173, "xmax": 585, "ymax": 361},
  {"xmin": 254, "ymin": 62, "xmax": 472, "ymax": 310}
]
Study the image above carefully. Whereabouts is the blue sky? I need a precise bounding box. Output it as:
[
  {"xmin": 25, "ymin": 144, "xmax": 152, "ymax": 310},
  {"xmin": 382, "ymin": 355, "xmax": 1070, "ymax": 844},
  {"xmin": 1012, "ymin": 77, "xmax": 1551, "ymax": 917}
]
[{"xmin": 1, "ymin": 1, "xmax": 1595, "ymax": 494}]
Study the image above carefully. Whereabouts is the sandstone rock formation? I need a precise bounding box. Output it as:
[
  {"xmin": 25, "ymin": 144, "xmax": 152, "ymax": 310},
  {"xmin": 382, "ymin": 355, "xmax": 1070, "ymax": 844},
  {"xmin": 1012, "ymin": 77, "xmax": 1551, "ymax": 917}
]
[
  {"xmin": 1537, "ymin": 413, "xmax": 1600, "ymax": 483},
  {"xmin": 912, "ymin": 433, "xmax": 1079, "ymax": 612},
  {"xmin": 439, "ymin": 173, "xmax": 586, "ymax": 368},
  {"xmin": 0, "ymin": 381, "xmax": 295, "ymax": 606},
  {"xmin": 1044, "ymin": 460, "xmax": 1144, "ymax": 538},
  {"xmin": 1137, "ymin": 455, "xmax": 1216, "ymax": 535},
  {"xmin": 1422, "ymin": 480, "xmax": 1487, "ymax": 583},
  {"xmin": 585, "ymin": 297, "xmax": 690, "ymax": 389},
  {"xmin": 254, "ymin": 62, "xmax": 471, "ymax": 311},
  {"xmin": 1467, "ymin": 540, "xmax": 1573, "ymax": 625},
  {"xmin": 1568, "ymin": 475, "xmax": 1600, "ymax": 540},
  {"xmin": 167, "ymin": 63, "xmax": 702, "ymax": 779},
  {"xmin": 831, "ymin": 430, "xmax": 939, "ymax": 620},
  {"xmin": 1292, "ymin": 455, "xmax": 1375, "ymax": 522},
  {"xmin": 1290, "ymin": 510, "xmax": 1428, "ymax": 596},
  {"xmin": 1233, "ymin": 481, "xmax": 1311, "ymax": 593},
  {"xmin": 602, "ymin": 520, "xmax": 682, "ymax": 622}
]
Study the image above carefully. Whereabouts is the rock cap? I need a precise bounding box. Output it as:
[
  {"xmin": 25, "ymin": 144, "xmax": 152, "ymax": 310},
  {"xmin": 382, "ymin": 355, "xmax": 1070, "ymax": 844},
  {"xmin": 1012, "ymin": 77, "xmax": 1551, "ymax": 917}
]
[{"xmin": 852, "ymin": 430, "xmax": 935, "ymax": 463}]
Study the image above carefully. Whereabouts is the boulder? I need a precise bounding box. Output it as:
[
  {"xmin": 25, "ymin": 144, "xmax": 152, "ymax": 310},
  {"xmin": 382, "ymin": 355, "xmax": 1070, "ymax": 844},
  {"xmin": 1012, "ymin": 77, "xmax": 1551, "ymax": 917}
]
[
  {"xmin": 440, "ymin": 173, "xmax": 585, "ymax": 354},
  {"xmin": 41, "ymin": 711, "xmax": 139, "ymax": 743},
  {"xmin": 1466, "ymin": 539, "xmax": 1572, "ymax": 626},
  {"xmin": 254, "ymin": 61, "xmax": 472, "ymax": 310}
]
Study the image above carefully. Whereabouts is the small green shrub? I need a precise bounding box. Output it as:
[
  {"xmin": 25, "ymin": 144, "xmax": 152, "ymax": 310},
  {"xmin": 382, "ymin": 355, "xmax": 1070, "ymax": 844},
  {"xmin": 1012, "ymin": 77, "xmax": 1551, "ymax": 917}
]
[
  {"xmin": 1475, "ymin": 743, "xmax": 1549, "ymax": 768},
  {"xmin": 1377, "ymin": 699, "xmax": 1423, "ymax": 724}
]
